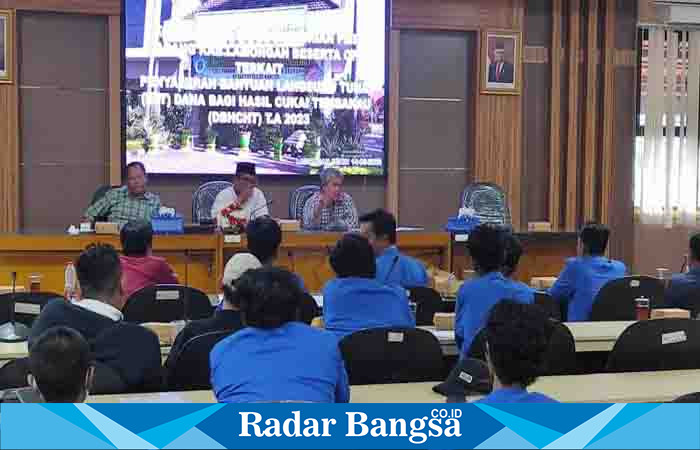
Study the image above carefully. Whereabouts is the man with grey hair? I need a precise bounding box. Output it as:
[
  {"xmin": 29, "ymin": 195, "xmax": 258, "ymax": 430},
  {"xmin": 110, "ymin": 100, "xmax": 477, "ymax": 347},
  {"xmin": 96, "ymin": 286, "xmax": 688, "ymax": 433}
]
[{"xmin": 302, "ymin": 168, "xmax": 358, "ymax": 231}]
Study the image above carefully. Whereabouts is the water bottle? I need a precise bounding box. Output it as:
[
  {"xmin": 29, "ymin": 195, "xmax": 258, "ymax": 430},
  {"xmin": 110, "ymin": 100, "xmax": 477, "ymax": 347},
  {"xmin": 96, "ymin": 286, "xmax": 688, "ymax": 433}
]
[{"xmin": 64, "ymin": 262, "xmax": 77, "ymax": 300}]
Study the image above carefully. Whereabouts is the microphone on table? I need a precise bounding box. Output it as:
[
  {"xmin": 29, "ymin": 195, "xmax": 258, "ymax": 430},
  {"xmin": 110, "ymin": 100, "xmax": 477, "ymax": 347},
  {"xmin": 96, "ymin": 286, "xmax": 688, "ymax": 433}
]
[{"xmin": 0, "ymin": 271, "xmax": 29, "ymax": 342}]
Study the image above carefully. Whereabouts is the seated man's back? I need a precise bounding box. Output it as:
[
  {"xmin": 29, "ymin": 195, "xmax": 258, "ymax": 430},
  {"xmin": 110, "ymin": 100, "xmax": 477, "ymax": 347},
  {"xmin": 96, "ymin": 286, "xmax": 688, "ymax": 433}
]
[
  {"xmin": 549, "ymin": 256, "xmax": 626, "ymax": 321},
  {"xmin": 210, "ymin": 267, "xmax": 349, "ymax": 403},
  {"xmin": 31, "ymin": 244, "xmax": 162, "ymax": 392},
  {"xmin": 323, "ymin": 277, "xmax": 415, "ymax": 339},
  {"xmin": 548, "ymin": 223, "xmax": 626, "ymax": 321},
  {"xmin": 119, "ymin": 220, "xmax": 178, "ymax": 305},
  {"xmin": 359, "ymin": 209, "xmax": 429, "ymax": 288},
  {"xmin": 666, "ymin": 233, "xmax": 700, "ymax": 310},
  {"xmin": 323, "ymin": 234, "xmax": 415, "ymax": 339},
  {"xmin": 456, "ymin": 272, "xmax": 534, "ymax": 353}
]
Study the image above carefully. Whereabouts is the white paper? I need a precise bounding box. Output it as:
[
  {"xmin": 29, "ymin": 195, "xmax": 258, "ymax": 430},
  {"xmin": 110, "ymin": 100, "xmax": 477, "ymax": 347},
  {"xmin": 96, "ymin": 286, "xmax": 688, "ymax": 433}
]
[
  {"xmin": 156, "ymin": 290, "xmax": 180, "ymax": 301},
  {"xmin": 15, "ymin": 303, "xmax": 41, "ymax": 315},
  {"xmin": 662, "ymin": 330, "xmax": 687, "ymax": 345},
  {"xmin": 387, "ymin": 332, "xmax": 404, "ymax": 343}
]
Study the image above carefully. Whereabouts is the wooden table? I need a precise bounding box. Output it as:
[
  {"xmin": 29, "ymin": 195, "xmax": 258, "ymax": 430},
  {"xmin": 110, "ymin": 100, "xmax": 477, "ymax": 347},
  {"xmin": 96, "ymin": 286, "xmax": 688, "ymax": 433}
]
[
  {"xmin": 222, "ymin": 231, "xmax": 451, "ymax": 293},
  {"xmin": 89, "ymin": 369, "xmax": 700, "ymax": 404},
  {"xmin": 421, "ymin": 321, "xmax": 635, "ymax": 356},
  {"xmin": 452, "ymin": 232, "xmax": 577, "ymax": 283},
  {"xmin": 0, "ymin": 341, "xmax": 172, "ymax": 362},
  {"xmin": 0, "ymin": 231, "xmax": 451, "ymax": 295}
]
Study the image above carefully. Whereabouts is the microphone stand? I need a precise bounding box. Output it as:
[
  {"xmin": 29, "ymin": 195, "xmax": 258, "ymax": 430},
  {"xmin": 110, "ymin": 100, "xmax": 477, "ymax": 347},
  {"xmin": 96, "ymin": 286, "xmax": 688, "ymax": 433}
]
[{"xmin": 0, "ymin": 272, "xmax": 29, "ymax": 342}]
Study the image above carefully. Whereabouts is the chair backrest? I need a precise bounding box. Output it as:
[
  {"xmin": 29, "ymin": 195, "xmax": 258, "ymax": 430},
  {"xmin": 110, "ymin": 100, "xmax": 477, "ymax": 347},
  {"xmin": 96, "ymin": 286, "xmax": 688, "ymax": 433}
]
[
  {"xmin": 408, "ymin": 287, "xmax": 448, "ymax": 326},
  {"xmin": 122, "ymin": 284, "xmax": 213, "ymax": 324},
  {"xmin": 298, "ymin": 293, "xmax": 321, "ymax": 325},
  {"xmin": 289, "ymin": 185, "xmax": 320, "ymax": 220},
  {"xmin": 468, "ymin": 318, "xmax": 576, "ymax": 376},
  {"xmin": 168, "ymin": 330, "xmax": 234, "ymax": 391},
  {"xmin": 590, "ymin": 276, "xmax": 664, "ymax": 321},
  {"xmin": 606, "ymin": 319, "xmax": 700, "ymax": 372},
  {"xmin": 0, "ymin": 292, "xmax": 62, "ymax": 327},
  {"xmin": 339, "ymin": 327, "xmax": 444, "ymax": 385},
  {"xmin": 192, "ymin": 181, "xmax": 233, "ymax": 223},
  {"xmin": 460, "ymin": 182, "xmax": 512, "ymax": 227},
  {"xmin": 534, "ymin": 291, "xmax": 562, "ymax": 321}
]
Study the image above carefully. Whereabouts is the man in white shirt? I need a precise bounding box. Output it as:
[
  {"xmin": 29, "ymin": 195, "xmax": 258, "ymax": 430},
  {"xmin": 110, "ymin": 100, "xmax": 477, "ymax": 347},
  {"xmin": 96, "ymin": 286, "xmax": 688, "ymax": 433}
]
[{"xmin": 211, "ymin": 162, "xmax": 269, "ymax": 228}]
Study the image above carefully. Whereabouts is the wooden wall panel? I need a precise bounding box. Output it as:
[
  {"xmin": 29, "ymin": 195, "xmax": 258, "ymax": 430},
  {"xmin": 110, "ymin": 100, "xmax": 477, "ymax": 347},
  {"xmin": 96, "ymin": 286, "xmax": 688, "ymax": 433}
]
[
  {"xmin": 386, "ymin": 30, "xmax": 400, "ymax": 218},
  {"xmin": 549, "ymin": 0, "xmax": 564, "ymax": 230},
  {"xmin": 393, "ymin": 0, "xmax": 523, "ymax": 30},
  {"xmin": 0, "ymin": 8, "xmax": 19, "ymax": 233},
  {"xmin": 565, "ymin": 0, "xmax": 581, "ymax": 230},
  {"xmin": 583, "ymin": 0, "xmax": 600, "ymax": 221},
  {"xmin": 0, "ymin": 84, "xmax": 20, "ymax": 232},
  {"xmin": 108, "ymin": 14, "xmax": 121, "ymax": 186},
  {"xmin": 0, "ymin": 0, "xmax": 120, "ymax": 15}
]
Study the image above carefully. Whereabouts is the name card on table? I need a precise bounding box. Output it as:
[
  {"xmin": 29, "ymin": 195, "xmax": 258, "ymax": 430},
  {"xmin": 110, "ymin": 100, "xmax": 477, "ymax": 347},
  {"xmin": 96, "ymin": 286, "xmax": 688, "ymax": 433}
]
[{"xmin": 224, "ymin": 234, "xmax": 242, "ymax": 244}]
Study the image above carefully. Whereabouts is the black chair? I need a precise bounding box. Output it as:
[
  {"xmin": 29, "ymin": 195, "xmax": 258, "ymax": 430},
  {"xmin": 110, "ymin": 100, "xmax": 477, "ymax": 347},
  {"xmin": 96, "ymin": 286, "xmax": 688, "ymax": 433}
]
[
  {"xmin": 535, "ymin": 291, "xmax": 562, "ymax": 321},
  {"xmin": 289, "ymin": 185, "xmax": 319, "ymax": 220},
  {"xmin": 298, "ymin": 293, "xmax": 321, "ymax": 325},
  {"xmin": 122, "ymin": 285, "xmax": 214, "ymax": 324},
  {"xmin": 673, "ymin": 392, "xmax": 700, "ymax": 403},
  {"xmin": 590, "ymin": 276, "xmax": 665, "ymax": 321},
  {"xmin": 606, "ymin": 319, "xmax": 700, "ymax": 372},
  {"xmin": 167, "ymin": 330, "xmax": 234, "ymax": 391},
  {"xmin": 0, "ymin": 292, "xmax": 62, "ymax": 329},
  {"xmin": 192, "ymin": 181, "xmax": 233, "ymax": 223},
  {"xmin": 460, "ymin": 182, "xmax": 511, "ymax": 227},
  {"xmin": 408, "ymin": 287, "xmax": 449, "ymax": 326},
  {"xmin": 339, "ymin": 327, "xmax": 444, "ymax": 385},
  {"xmin": 468, "ymin": 318, "xmax": 576, "ymax": 376}
]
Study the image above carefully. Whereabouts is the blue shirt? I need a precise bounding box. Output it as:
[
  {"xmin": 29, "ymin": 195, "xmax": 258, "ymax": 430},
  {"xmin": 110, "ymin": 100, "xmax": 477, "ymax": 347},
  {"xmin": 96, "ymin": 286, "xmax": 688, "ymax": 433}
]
[
  {"xmin": 322, "ymin": 277, "xmax": 416, "ymax": 340},
  {"xmin": 210, "ymin": 322, "xmax": 349, "ymax": 403},
  {"xmin": 376, "ymin": 246, "xmax": 429, "ymax": 289},
  {"xmin": 548, "ymin": 256, "xmax": 627, "ymax": 321},
  {"xmin": 455, "ymin": 272, "xmax": 534, "ymax": 354},
  {"xmin": 666, "ymin": 268, "xmax": 700, "ymax": 310},
  {"xmin": 478, "ymin": 387, "xmax": 558, "ymax": 403}
]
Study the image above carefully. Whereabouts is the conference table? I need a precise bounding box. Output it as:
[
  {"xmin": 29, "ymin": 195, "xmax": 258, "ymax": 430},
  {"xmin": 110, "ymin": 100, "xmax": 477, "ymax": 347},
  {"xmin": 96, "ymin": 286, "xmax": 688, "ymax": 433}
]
[
  {"xmin": 421, "ymin": 321, "xmax": 635, "ymax": 356},
  {"xmin": 0, "ymin": 230, "xmax": 576, "ymax": 295},
  {"xmin": 89, "ymin": 369, "xmax": 700, "ymax": 404}
]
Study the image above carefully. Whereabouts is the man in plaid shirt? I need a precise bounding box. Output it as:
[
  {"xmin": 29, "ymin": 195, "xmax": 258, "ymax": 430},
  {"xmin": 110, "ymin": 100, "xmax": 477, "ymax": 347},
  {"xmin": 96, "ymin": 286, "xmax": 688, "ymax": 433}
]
[
  {"xmin": 83, "ymin": 162, "xmax": 161, "ymax": 227},
  {"xmin": 302, "ymin": 167, "xmax": 358, "ymax": 231}
]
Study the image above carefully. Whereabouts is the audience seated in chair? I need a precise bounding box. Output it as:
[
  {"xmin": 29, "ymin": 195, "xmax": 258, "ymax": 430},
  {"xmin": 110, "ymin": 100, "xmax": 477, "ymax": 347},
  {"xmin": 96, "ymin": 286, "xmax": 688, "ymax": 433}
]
[
  {"xmin": 502, "ymin": 232, "xmax": 534, "ymax": 291},
  {"xmin": 215, "ymin": 218, "xmax": 305, "ymax": 313},
  {"xmin": 165, "ymin": 253, "xmax": 256, "ymax": 376},
  {"xmin": 548, "ymin": 222, "xmax": 626, "ymax": 321},
  {"xmin": 665, "ymin": 232, "xmax": 700, "ymax": 314},
  {"xmin": 210, "ymin": 267, "xmax": 349, "ymax": 403},
  {"xmin": 359, "ymin": 209, "xmax": 429, "ymax": 289},
  {"xmin": 119, "ymin": 220, "xmax": 178, "ymax": 308},
  {"xmin": 322, "ymin": 234, "xmax": 415, "ymax": 340},
  {"xmin": 30, "ymin": 244, "xmax": 162, "ymax": 393},
  {"xmin": 26, "ymin": 326, "xmax": 94, "ymax": 403},
  {"xmin": 456, "ymin": 224, "xmax": 533, "ymax": 354},
  {"xmin": 477, "ymin": 301, "xmax": 558, "ymax": 403}
]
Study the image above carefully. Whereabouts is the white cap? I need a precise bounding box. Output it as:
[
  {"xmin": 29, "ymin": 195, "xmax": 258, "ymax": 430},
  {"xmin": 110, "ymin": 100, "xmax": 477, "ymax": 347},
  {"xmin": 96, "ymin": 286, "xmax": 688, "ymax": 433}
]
[{"xmin": 222, "ymin": 253, "xmax": 262, "ymax": 287}]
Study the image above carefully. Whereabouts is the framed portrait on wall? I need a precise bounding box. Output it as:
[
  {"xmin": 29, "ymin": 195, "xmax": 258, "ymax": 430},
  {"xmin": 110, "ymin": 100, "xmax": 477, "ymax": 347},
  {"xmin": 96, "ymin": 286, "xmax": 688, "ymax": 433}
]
[
  {"xmin": 480, "ymin": 29, "xmax": 522, "ymax": 95},
  {"xmin": 0, "ymin": 9, "xmax": 14, "ymax": 84}
]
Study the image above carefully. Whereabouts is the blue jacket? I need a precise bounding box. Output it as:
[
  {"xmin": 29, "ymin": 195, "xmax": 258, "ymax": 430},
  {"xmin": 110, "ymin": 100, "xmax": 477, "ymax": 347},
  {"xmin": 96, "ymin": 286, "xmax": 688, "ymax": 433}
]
[
  {"xmin": 210, "ymin": 322, "xmax": 349, "ymax": 403},
  {"xmin": 666, "ymin": 268, "xmax": 700, "ymax": 310},
  {"xmin": 322, "ymin": 277, "xmax": 416, "ymax": 340},
  {"xmin": 548, "ymin": 256, "xmax": 627, "ymax": 321},
  {"xmin": 478, "ymin": 387, "xmax": 558, "ymax": 403},
  {"xmin": 455, "ymin": 272, "xmax": 534, "ymax": 354},
  {"xmin": 376, "ymin": 246, "xmax": 429, "ymax": 289}
]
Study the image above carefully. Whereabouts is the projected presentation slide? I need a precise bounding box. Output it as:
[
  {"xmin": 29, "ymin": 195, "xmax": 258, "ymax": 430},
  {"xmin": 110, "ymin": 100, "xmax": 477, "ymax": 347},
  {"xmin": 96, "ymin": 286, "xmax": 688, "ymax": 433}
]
[{"xmin": 124, "ymin": 0, "xmax": 386, "ymax": 176}]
